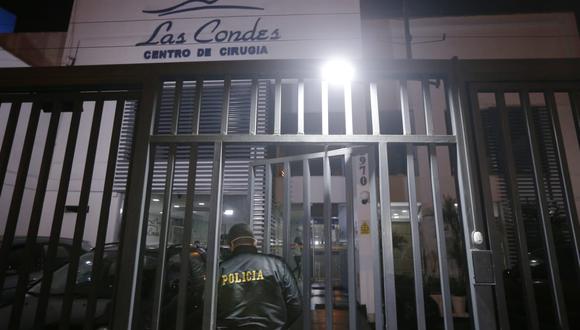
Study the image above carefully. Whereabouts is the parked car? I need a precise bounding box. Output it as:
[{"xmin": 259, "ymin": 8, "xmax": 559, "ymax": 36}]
[
  {"xmin": 0, "ymin": 237, "xmax": 92, "ymax": 306},
  {"xmin": 0, "ymin": 243, "xmax": 206, "ymax": 330}
]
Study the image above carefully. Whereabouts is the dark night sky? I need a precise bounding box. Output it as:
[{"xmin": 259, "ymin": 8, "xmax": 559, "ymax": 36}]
[{"xmin": 0, "ymin": 0, "xmax": 578, "ymax": 32}]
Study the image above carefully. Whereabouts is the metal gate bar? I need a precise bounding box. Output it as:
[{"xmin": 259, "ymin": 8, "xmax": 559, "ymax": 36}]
[
  {"xmin": 323, "ymin": 150, "xmax": 333, "ymax": 328},
  {"xmin": 113, "ymin": 81, "xmax": 158, "ymax": 330},
  {"xmin": 422, "ymin": 80, "xmax": 454, "ymax": 330},
  {"xmin": 283, "ymin": 161, "xmax": 291, "ymax": 263},
  {"xmin": 151, "ymin": 76, "xmax": 184, "ymax": 329},
  {"xmin": 34, "ymin": 104, "xmax": 82, "ymax": 328},
  {"xmin": 344, "ymin": 150, "xmax": 357, "ymax": 329},
  {"xmin": 466, "ymin": 86, "xmax": 510, "ymax": 330},
  {"xmin": 544, "ymin": 91, "xmax": 580, "ymax": 275},
  {"xmin": 495, "ymin": 91, "xmax": 540, "ymax": 330},
  {"xmin": 220, "ymin": 78, "xmax": 231, "ymax": 135},
  {"xmin": 9, "ymin": 103, "xmax": 59, "ymax": 329},
  {"xmin": 176, "ymin": 144, "xmax": 199, "ymax": 329},
  {"xmin": 344, "ymin": 82, "xmax": 353, "ymax": 135},
  {"xmin": 447, "ymin": 70, "xmax": 497, "ymax": 330},
  {"xmin": 151, "ymin": 145, "xmax": 177, "ymax": 330},
  {"xmin": 297, "ymin": 80, "xmax": 305, "ymax": 135},
  {"xmin": 370, "ymin": 83, "xmax": 381, "ymax": 136},
  {"xmin": 248, "ymin": 165, "xmax": 256, "ymax": 230},
  {"xmin": 150, "ymin": 134, "xmax": 456, "ymax": 144},
  {"xmin": 370, "ymin": 146, "xmax": 387, "ymax": 330},
  {"xmin": 263, "ymin": 164, "xmax": 272, "ymax": 254},
  {"xmin": 85, "ymin": 99, "xmax": 126, "ymax": 330},
  {"xmin": 321, "ymin": 81, "xmax": 329, "ymax": 135},
  {"xmin": 274, "ymin": 79, "xmax": 282, "ymax": 135},
  {"xmin": 399, "ymin": 80, "xmax": 427, "ymax": 330},
  {"xmin": 0, "ymin": 101, "xmax": 20, "ymax": 191},
  {"xmin": 0, "ymin": 103, "xmax": 40, "ymax": 294},
  {"xmin": 521, "ymin": 91, "xmax": 569, "ymax": 330},
  {"xmin": 202, "ymin": 142, "xmax": 224, "ymax": 330},
  {"xmin": 193, "ymin": 80, "xmax": 203, "ymax": 135},
  {"xmin": 302, "ymin": 159, "xmax": 312, "ymax": 330},
  {"xmin": 249, "ymin": 79, "xmax": 259, "ymax": 135},
  {"xmin": 60, "ymin": 100, "xmax": 105, "ymax": 330}
]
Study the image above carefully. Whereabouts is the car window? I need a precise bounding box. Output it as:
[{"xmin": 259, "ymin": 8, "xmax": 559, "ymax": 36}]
[{"xmin": 29, "ymin": 251, "xmax": 117, "ymax": 295}]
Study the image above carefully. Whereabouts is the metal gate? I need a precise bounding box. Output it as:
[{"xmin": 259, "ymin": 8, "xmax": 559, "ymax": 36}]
[
  {"xmin": 118, "ymin": 62, "xmax": 475, "ymax": 330},
  {"xmin": 0, "ymin": 60, "xmax": 579, "ymax": 330}
]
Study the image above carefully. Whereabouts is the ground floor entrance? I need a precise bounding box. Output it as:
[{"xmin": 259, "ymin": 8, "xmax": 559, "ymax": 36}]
[{"xmin": 0, "ymin": 60, "xmax": 578, "ymax": 330}]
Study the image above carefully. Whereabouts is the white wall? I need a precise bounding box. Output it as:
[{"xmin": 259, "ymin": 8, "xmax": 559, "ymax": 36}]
[
  {"xmin": 0, "ymin": 101, "xmax": 123, "ymax": 246},
  {"xmin": 363, "ymin": 12, "xmax": 580, "ymax": 59}
]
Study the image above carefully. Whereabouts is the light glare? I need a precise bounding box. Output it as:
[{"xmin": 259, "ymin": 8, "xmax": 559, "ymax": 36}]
[
  {"xmin": 224, "ymin": 209, "xmax": 234, "ymax": 216},
  {"xmin": 321, "ymin": 59, "xmax": 354, "ymax": 84}
]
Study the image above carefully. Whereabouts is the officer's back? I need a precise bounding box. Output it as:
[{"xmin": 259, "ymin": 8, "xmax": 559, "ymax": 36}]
[{"xmin": 217, "ymin": 223, "xmax": 301, "ymax": 330}]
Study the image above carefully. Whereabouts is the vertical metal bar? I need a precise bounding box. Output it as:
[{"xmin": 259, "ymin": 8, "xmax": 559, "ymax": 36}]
[
  {"xmin": 344, "ymin": 150, "xmax": 357, "ymax": 329},
  {"xmin": 248, "ymin": 165, "xmax": 256, "ymax": 230},
  {"xmin": 274, "ymin": 78, "xmax": 282, "ymax": 134},
  {"xmin": 283, "ymin": 161, "xmax": 291, "ymax": 263},
  {"xmin": 422, "ymin": 80, "xmax": 435, "ymax": 135},
  {"xmin": 249, "ymin": 79, "xmax": 259, "ymax": 135},
  {"xmin": 369, "ymin": 83, "xmax": 381, "ymax": 136},
  {"xmin": 85, "ymin": 99, "xmax": 125, "ymax": 329},
  {"xmin": 496, "ymin": 92, "xmax": 540, "ymax": 330},
  {"xmin": 466, "ymin": 87, "xmax": 510, "ymax": 330},
  {"xmin": 521, "ymin": 91, "xmax": 569, "ymax": 330},
  {"xmin": 400, "ymin": 80, "xmax": 426, "ymax": 330},
  {"xmin": 151, "ymin": 145, "xmax": 177, "ymax": 330},
  {"xmin": 297, "ymin": 79, "xmax": 305, "ymax": 135},
  {"xmin": 34, "ymin": 103, "xmax": 82, "ymax": 328},
  {"xmin": 202, "ymin": 142, "xmax": 224, "ymax": 330},
  {"xmin": 376, "ymin": 143, "xmax": 397, "ymax": 330},
  {"xmin": 221, "ymin": 77, "xmax": 232, "ymax": 135},
  {"xmin": 448, "ymin": 63, "xmax": 497, "ymax": 330},
  {"xmin": 321, "ymin": 81, "xmax": 329, "ymax": 135},
  {"xmin": 545, "ymin": 91, "xmax": 580, "ymax": 275},
  {"xmin": 323, "ymin": 150, "xmax": 333, "ymax": 329},
  {"xmin": 112, "ymin": 80, "xmax": 158, "ymax": 330},
  {"xmin": 59, "ymin": 100, "xmax": 104, "ymax": 329},
  {"xmin": 400, "ymin": 80, "xmax": 413, "ymax": 135},
  {"xmin": 428, "ymin": 145, "xmax": 455, "ymax": 330},
  {"xmin": 302, "ymin": 159, "xmax": 312, "ymax": 330},
  {"xmin": 263, "ymin": 164, "xmax": 273, "ymax": 254},
  {"xmin": 10, "ymin": 107, "xmax": 60, "ymax": 330},
  {"xmin": 0, "ymin": 102, "xmax": 39, "ymax": 293},
  {"xmin": 192, "ymin": 79, "xmax": 203, "ymax": 135},
  {"xmin": 344, "ymin": 82, "xmax": 353, "ymax": 135},
  {"xmin": 423, "ymin": 81, "xmax": 455, "ymax": 330},
  {"xmin": 406, "ymin": 144, "xmax": 427, "ymax": 330},
  {"xmin": 130, "ymin": 144, "xmax": 157, "ymax": 330},
  {"xmin": 176, "ymin": 144, "xmax": 199, "ymax": 330},
  {"xmin": 172, "ymin": 80, "xmax": 183, "ymax": 134},
  {"xmin": 0, "ymin": 101, "xmax": 20, "ymax": 191}
]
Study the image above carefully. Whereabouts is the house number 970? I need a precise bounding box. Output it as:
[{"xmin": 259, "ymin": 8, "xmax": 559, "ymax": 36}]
[{"xmin": 359, "ymin": 156, "xmax": 368, "ymax": 186}]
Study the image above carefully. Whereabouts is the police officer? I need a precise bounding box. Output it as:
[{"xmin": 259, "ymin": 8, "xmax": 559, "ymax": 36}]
[{"xmin": 217, "ymin": 223, "xmax": 302, "ymax": 329}]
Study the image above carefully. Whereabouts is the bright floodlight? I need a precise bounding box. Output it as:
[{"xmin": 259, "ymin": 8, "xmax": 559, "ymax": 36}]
[
  {"xmin": 321, "ymin": 59, "xmax": 354, "ymax": 84},
  {"xmin": 224, "ymin": 209, "xmax": 234, "ymax": 216}
]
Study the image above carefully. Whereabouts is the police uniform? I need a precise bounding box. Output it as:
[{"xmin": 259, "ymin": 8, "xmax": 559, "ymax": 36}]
[{"xmin": 217, "ymin": 224, "xmax": 302, "ymax": 330}]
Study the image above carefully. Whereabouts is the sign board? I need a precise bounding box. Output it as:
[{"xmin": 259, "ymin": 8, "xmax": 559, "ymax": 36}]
[
  {"xmin": 64, "ymin": 0, "xmax": 361, "ymax": 65},
  {"xmin": 360, "ymin": 221, "xmax": 370, "ymax": 235}
]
